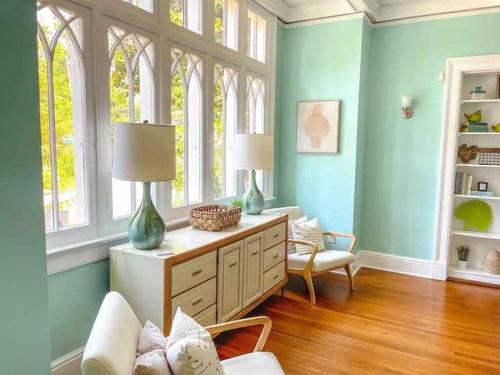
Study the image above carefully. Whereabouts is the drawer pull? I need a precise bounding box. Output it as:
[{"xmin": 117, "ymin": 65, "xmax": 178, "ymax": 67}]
[
  {"xmin": 273, "ymin": 234, "xmax": 280, "ymax": 239},
  {"xmin": 251, "ymin": 250, "xmax": 259, "ymax": 256},
  {"xmin": 272, "ymin": 274, "xmax": 279, "ymax": 280},
  {"xmin": 229, "ymin": 262, "xmax": 238, "ymax": 268},
  {"xmin": 192, "ymin": 269, "xmax": 202, "ymax": 277},
  {"xmin": 273, "ymin": 254, "xmax": 279, "ymax": 260},
  {"xmin": 191, "ymin": 297, "xmax": 203, "ymax": 305}
]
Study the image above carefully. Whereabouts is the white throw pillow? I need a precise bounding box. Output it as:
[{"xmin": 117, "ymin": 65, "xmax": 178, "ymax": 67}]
[
  {"xmin": 138, "ymin": 321, "xmax": 167, "ymax": 355},
  {"xmin": 288, "ymin": 216, "xmax": 308, "ymax": 254},
  {"xmin": 134, "ymin": 349, "xmax": 172, "ymax": 375},
  {"xmin": 291, "ymin": 217, "xmax": 326, "ymax": 255},
  {"xmin": 167, "ymin": 308, "xmax": 224, "ymax": 375}
]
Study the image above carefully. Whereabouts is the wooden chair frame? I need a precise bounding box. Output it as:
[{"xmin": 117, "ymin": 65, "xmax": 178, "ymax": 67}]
[
  {"xmin": 205, "ymin": 316, "xmax": 272, "ymax": 353},
  {"xmin": 288, "ymin": 231, "xmax": 357, "ymax": 304}
]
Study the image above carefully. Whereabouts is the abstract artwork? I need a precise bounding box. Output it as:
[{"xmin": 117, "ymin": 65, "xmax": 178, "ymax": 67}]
[{"xmin": 296, "ymin": 100, "xmax": 340, "ymax": 153}]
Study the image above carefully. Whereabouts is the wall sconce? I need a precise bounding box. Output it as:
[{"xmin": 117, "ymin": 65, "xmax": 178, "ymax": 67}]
[{"xmin": 401, "ymin": 96, "xmax": 414, "ymax": 119}]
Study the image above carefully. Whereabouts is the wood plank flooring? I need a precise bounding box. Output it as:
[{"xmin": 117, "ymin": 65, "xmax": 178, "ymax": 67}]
[{"xmin": 216, "ymin": 268, "xmax": 500, "ymax": 374}]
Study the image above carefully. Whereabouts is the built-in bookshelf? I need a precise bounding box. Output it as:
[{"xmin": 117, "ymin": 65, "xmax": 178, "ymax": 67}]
[{"xmin": 437, "ymin": 57, "xmax": 500, "ymax": 286}]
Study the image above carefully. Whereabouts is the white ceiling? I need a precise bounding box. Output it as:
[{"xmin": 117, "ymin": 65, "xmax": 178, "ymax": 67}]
[{"xmin": 257, "ymin": 0, "xmax": 500, "ymax": 23}]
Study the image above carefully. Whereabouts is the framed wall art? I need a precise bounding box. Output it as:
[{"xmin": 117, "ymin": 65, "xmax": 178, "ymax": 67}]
[{"xmin": 296, "ymin": 100, "xmax": 340, "ymax": 154}]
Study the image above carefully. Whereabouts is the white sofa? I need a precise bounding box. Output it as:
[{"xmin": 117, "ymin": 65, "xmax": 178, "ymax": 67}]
[{"xmin": 81, "ymin": 292, "xmax": 284, "ymax": 375}]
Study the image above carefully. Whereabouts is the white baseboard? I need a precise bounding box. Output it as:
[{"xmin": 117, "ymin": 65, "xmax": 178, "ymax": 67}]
[
  {"xmin": 355, "ymin": 250, "xmax": 446, "ymax": 281},
  {"xmin": 51, "ymin": 346, "xmax": 84, "ymax": 375}
]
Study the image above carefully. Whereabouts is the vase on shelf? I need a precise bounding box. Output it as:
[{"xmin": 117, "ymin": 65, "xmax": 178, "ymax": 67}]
[
  {"xmin": 458, "ymin": 260, "xmax": 468, "ymax": 270},
  {"xmin": 484, "ymin": 250, "xmax": 500, "ymax": 274}
]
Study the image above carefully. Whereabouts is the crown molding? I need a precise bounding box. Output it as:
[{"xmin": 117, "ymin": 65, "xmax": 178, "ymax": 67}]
[{"xmin": 258, "ymin": 0, "xmax": 500, "ymax": 25}]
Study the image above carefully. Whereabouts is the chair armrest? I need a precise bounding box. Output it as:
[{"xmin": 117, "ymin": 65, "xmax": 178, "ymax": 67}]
[
  {"xmin": 288, "ymin": 239, "xmax": 319, "ymax": 272},
  {"xmin": 322, "ymin": 231, "xmax": 357, "ymax": 253},
  {"xmin": 205, "ymin": 316, "xmax": 272, "ymax": 352}
]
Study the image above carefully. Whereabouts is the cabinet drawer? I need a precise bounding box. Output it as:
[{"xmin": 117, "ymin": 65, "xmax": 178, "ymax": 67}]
[
  {"xmin": 171, "ymin": 278, "xmax": 216, "ymax": 318},
  {"xmin": 264, "ymin": 222, "xmax": 286, "ymax": 249},
  {"xmin": 192, "ymin": 304, "xmax": 216, "ymax": 327},
  {"xmin": 171, "ymin": 251, "xmax": 217, "ymax": 296},
  {"xmin": 264, "ymin": 242, "xmax": 286, "ymax": 272},
  {"xmin": 263, "ymin": 261, "xmax": 285, "ymax": 293}
]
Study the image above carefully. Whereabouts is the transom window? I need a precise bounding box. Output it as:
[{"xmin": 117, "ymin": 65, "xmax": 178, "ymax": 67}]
[
  {"xmin": 170, "ymin": 0, "xmax": 202, "ymax": 34},
  {"xmin": 37, "ymin": 0, "xmax": 276, "ymax": 250},
  {"xmin": 247, "ymin": 9, "xmax": 266, "ymax": 62},
  {"xmin": 37, "ymin": 3, "xmax": 87, "ymax": 232},
  {"xmin": 214, "ymin": 0, "xmax": 239, "ymax": 50}
]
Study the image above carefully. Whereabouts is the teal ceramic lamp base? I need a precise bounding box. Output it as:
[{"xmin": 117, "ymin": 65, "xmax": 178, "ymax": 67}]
[
  {"xmin": 242, "ymin": 170, "xmax": 265, "ymax": 215},
  {"xmin": 129, "ymin": 182, "xmax": 166, "ymax": 250}
]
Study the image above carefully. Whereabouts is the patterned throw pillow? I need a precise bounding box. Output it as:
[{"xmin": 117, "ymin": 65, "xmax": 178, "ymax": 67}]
[
  {"xmin": 166, "ymin": 308, "xmax": 224, "ymax": 375},
  {"xmin": 291, "ymin": 217, "xmax": 326, "ymax": 255},
  {"xmin": 288, "ymin": 216, "xmax": 308, "ymax": 254},
  {"xmin": 138, "ymin": 321, "xmax": 168, "ymax": 355},
  {"xmin": 134, "ymin": 349, "xmax": 172, "ymax": 375}
]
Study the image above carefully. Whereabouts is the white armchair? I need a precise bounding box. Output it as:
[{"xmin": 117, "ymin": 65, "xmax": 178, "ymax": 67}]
[
  {"xmin": 81, "ymin": 292, "xmax": 284, "ymax": 375},
  {"xmin": 264, "ymin": 206, "xmax": 357, "ymax": 304}
]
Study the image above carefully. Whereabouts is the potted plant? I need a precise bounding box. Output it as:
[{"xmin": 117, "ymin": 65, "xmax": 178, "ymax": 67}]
[{"xmin": 457, "ymin": 245, "xmax": 470, "ymax": 270}]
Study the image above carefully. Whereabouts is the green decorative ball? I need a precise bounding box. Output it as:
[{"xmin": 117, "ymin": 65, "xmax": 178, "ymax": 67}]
[{"xmin": 454, "ymin": 199, "xmax": 493, "ymax": 233}]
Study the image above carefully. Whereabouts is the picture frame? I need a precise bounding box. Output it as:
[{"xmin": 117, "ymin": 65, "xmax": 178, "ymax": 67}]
[
  {"xmin": 296, "ymin": 100, "xmax": 340, "ymax": 154},
  {"xmin": 478, "ymin": 182, "xmax": 489, "ymax": 192}
]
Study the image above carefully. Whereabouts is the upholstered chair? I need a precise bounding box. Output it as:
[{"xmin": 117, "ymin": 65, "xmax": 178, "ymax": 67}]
[
  {"xmin": 263, "ymin": 206, "xmax": 356, "ymax": 304},
  {"xmin": 81, "ymin": 292, "xmax": 284, "ymax": 375}
]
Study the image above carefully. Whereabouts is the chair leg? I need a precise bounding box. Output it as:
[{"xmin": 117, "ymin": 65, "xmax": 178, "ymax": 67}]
[
  {"xmin": 303, "ymin": 274, "xmax": 316, "ymax": 304},
  {"xmin": 345, "ymin": 264, "xmax": 355, "ymax": 291},
  {"xmin": 280, "ymin": 286, "xmax": 285, "ymax": 298}
]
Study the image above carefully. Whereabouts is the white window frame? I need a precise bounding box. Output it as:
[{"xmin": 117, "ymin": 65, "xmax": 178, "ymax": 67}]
[{"xmin": 41, "ymin": 0, "xmax": 277, "ymax": 259}]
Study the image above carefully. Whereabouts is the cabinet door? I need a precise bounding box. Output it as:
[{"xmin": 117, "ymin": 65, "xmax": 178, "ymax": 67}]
[
  {"xmin": 243, "ymin": 232, "xmax": 263, "ymax": 307},
  {"xmin": 217, "ymin": 241, "xmax": 243, "ymax": 322}
]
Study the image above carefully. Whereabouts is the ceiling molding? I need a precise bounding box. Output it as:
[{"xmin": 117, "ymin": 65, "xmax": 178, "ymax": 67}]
[{"xmin": 257, "ymin": 0, "xmax": 500, "ymax": 24}]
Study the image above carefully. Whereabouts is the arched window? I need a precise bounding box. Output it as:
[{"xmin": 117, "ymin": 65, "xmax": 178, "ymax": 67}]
[
  {"xmin": 214, "ymin": 64, "xmax": 238, "ymax": 199},
  {"xmin": 108, "ymin": 26, "xmax": 155, "ymax": 218},
  {"xmin": 37, "ymin": 3, "xmax": 87, "ymax": 231},
  {"xmin": 171, "ymin": 48, "xmax": 203, "ymax": 207}
]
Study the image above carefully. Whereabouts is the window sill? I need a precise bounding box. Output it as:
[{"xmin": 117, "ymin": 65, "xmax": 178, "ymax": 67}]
[{"xmin": 47, "ymin": 217, "xmax": 190, "ymax": 276}]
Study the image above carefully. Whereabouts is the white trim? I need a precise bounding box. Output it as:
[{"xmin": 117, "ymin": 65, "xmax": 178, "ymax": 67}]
[
  {"xmin": 51, "ymin": 346, "xmax": 84, "ymax": 375},
  {"xmin": 281, "ymin": 12, "xmax": 366, "ymax": 29},
  {"xmin": 355, "ymin": 250, "xmax": 446, "ymax": 280}
]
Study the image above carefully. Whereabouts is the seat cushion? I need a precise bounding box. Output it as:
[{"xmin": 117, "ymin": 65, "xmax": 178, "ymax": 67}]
[
  {"xmin": 288, "ymin": 250, "xmax": 355, "ymax": 273},
  {"xmin": 222, "ymin": 352, "xmax": 284, "ymax": 375}
]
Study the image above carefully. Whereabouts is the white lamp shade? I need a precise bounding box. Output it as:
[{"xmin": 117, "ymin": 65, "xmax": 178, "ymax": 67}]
[
  {"xmin": 235, "ymin": 133, "xmax": 274, "ymax": 170},
  {"xmin": 401, "ymin": 96, "xmax": 413, "ymax": 107},
  {"xmin": 113, "ymin": 122, "xmax": 176, "ymax": 182}
]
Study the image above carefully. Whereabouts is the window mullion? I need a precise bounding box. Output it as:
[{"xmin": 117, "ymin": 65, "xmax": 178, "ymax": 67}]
[{"xmin": 183, "ymin": 74, "xmax": 189, "ymax": 204}]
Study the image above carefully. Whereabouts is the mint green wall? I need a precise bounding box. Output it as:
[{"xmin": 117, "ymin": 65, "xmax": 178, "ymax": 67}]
[
  {"xmin": 48, "ymin": 261, "xmax": 109, "ymax": 359},
  {"xmin": 361, "ymin": 12, "xmax": 500, "ymax": 259},
  {"xmin": 276, "ymin": 18, "xmax": 366, "ymax": 236},
  {"xmin": 0, "ymin": 1, "xmax": 51, "ymax": 373}
]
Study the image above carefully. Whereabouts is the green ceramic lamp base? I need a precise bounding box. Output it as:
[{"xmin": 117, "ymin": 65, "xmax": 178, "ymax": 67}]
[
  {"xmin": 242, "ymin": 170, "xmax": 265, "ymax": 215},
  {"xmin": 128, "ymin": 182, "xmax": 166, "ymax": 250}
]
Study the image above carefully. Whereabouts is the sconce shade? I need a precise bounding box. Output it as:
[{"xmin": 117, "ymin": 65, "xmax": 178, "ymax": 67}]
[
  {"xmin": 113, "ymin": 122, "xmax": 176, "ymax": 182},
  {"xmin": 401, "ymin": 96, "xmax": 413, "ymax": 107},
  {"xmin": 235, "ymin": 133, "xmax": 274, "ymax": 170}
]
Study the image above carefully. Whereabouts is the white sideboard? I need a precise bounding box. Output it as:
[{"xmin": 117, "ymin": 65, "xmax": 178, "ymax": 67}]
[{"xmin": 110, "ymin": 213, "xmax": 288, "ymax": 334}]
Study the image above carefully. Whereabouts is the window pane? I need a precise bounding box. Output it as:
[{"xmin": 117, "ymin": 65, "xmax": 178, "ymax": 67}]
[
  {"xmin": 214, "ymin": 0, "xmax": 238, "ymax": 50},
  {"xmin": 121, "ymin": 0, "xmax": 153, "ymax": 12},
  {"xmin": 214, "ymin": 65, "xmax": 237, "ymax": 199},
  {"xmin": 170, "ymin": 0, "xmax": 202, "ymax": 34},
  {"xmin": 109, "ymin": 28, "xmax": 154, "ymax": 218},
  {"xmin": 171, "ymin": 49, "xmax": 203, "ymax": 207},
  {"xmin": 247, "ymin": 9, "xmax": 266, "ymax": 62},
  {"xmin": 37, "ymin": 5, "xmax": 87, "ymax": 231}
]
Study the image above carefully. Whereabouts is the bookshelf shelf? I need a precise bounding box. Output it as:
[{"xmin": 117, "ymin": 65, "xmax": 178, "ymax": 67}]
[
  {"xmin": 448, "ymin": 266, "xmax": 500, "ymax": 285},
  {"xmin": 452, "ymin": 230, "xmax": 500, "ymax": 240},
  {"xmin": 454, "ymin": 194, "xmax": 500, "ymax": 201},
  {"xmin": 461, "ymin": 99, "xmax": 500, "ymax": 104},
  {"xmin": 458, "ymin": 132, "xmax": 500, "ymax": 136},
  {"xmin": 456, "ymin": 163, "xmax": 500, "ymax": 168}
]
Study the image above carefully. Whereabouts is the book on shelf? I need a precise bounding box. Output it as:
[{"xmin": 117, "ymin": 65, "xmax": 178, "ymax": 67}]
[
  {"xmin": 454, "ymin": 171, "xmax": 474, "ymax": 195},
  {"xmin": 470, "ymin": 191, "xmax": 495, "ymax": 197}
]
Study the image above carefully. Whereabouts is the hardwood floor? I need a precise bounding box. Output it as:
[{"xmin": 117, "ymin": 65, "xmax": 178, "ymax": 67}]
[{"xmin": 216, "ymin": 268, "xmax": 500, "ymax": 374}]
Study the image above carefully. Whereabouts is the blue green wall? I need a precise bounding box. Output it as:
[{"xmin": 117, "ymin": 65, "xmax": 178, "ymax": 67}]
[
  {"xmin": 48, "ymin": 261, "xmax": 109, "ymax": 359},
  {"xmin": 276, "ymin": 11, "xmax": 500, "ymax": 260},
  {"xmin": 361, "ymin": 12, "xmax": 500, "ymax": 259},
  {"xmin": 0, "ymin": 1, "xmax": 51, "ymax": 373},
  {"xmin": 276, "ymin": 18, "xmax": 366, "ymax": 236}
]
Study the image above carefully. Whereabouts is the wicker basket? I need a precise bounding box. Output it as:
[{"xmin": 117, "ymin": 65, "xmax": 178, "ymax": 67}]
[
  {"xmin": 479, "ymin": 148, "xmax": 500, "ymax": 166},
  {"xmin": 190, "ymin": 205, "xmax": 241, "ymax": 232}
]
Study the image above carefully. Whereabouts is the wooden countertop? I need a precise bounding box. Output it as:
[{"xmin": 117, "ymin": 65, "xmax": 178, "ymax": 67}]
[{"xmin": 110, "ymin": 213, "xmax": 287, "ymax": 264}]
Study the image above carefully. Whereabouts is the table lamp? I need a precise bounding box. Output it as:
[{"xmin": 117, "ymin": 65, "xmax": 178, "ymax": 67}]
[
  {"xmin": 113, "ymin": 122, "xmax": 176, "ymax": 250},
  {"xmin": 235, "ymin": 133, "xmax": 274, "ymax": 215}
]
